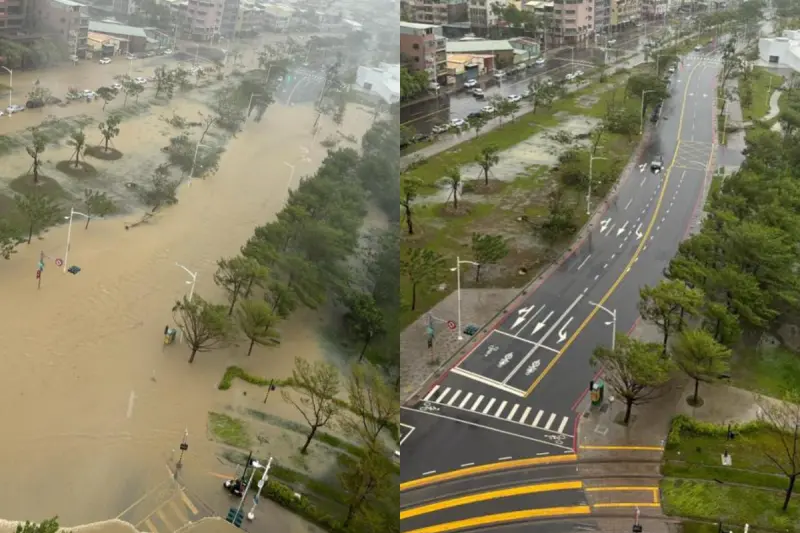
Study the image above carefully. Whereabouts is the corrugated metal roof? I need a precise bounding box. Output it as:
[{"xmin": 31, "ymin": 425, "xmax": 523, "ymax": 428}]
[
  {"xmin": 88, "ymin": 21, "xmax": 148, "ymax": 38},
  {"xmin": 446, "ymin": 40, "xmax": 513, "ymax": 53}
]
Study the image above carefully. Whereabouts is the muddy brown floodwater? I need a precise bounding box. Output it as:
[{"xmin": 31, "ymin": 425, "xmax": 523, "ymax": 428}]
[{"xmin": 0, "ymin": 89, "xmax": 373, "ymax": 524}]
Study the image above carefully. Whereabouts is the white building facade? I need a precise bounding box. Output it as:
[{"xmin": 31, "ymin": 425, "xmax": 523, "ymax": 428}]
[{"xmin": 759, "ymin": 30, "xmax": 800, "ymax": 71}]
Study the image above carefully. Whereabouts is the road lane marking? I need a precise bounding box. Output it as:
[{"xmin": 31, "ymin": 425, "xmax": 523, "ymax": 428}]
[
  {"xmin": 450, "ymin": 366, "xmax": 527, "ymax": 395},
  {"xmin": 519, "ymin": 406, "xmax": 531, "ymax": 424},
  {"xmin": 461, "ymin": 462, "xmax": 474, "ymax": 468},
  {"xmin": 436, "ymin": 387, "xmax": 451, "ymax": 403},
  {"xmin": 544, "ymin": 413, "xmax": 556, "ymax": 430},
  {"xmin": 495, "ymin": 329, "xmax": 539, "ymax": 345},
  {"xmin": 494, "ymin": 400, "xmax": 508, "ymax": 417},
  {"xmin": 577, "ymin": 254, "xmax": 591, "ymax": 270},
  {"xmin": 580, "ymin": 445, "xmax": 664, "ymax": 451},
  {"xmin": 507, "ymin": 403, "xmax": 519, "ymax": 420},
  {"xmin": 423, "ymin": 385, "xmax": 439, "ymax": 402},
  {"xmin": 179, "ymin": 489, "xmax": 199, "ymax": 515},
  {"xmin": 557, "ymin": 416, "xmax": 569, "ymax": 433},
  {"xmin": 400, "ymin": 481, "xmax": 584, "ymax": 520},
  {"xmin": 156, "ymin": 509, "xmax": 178, "ymax": 532},
  {"xmin": 532, "ymin": 410, "xmax": 544, "ymax": 426},
  {"xmin": 471, "ymin": 395, "xmax": 484, "ymax": 410},
  {"xmin": 498, "ymin": 456, "xmax": 512, "ymax": 461},
  {"xmin": 458, "ymin": 392, "xmax": 473, "ymax": 408},
  {"xmin": 399, "ymin": 440, "xmax": 577, "ymax": 490},
  {"xmin": 169, "ymin": 500, "xmax": 188, "ymax": 524},
  {"xmin": 593, "ymin": 503, "xmax": 662, "ymax": 508},
  {"xmin": 482, "ymin": 398, "xmax": 496, "ymax": 414},
  {"xmin": 423, "ymin": 470, "xmax": 436, "ymax": 476},
  {"xmin": 401, "ymin": 506, "xmax": 592, "ymax": 533},
  {"xmin": 524, "ymin": 60, "xmax": 704, "ymax": 397},
  {"xmin": 446, "ymin": 390, "xmax": 461, "ymax": 406},
  {"xmin": 143, "ymin": 519, "xmax": 158, "ymax": 533}
]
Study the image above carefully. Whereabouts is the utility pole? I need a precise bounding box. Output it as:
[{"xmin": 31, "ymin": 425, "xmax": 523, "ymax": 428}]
[
  {"xmin": 246, "ymin": 457, "xmax": 273, "ymax": 520},
  {"xmin": 174, "ymin": 428, "xmax": 189, "ymax": 478}
]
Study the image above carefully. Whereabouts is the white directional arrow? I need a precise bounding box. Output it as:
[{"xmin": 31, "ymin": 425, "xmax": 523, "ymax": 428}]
[
  {"xmin": 511, "ymin": 305, "xmax": 535, "ymax": 330},
  {"xmin": 525, "ymin": 359, "xmax": 541, "ymax": 376},
  {"xmin": 616, "ymin": 221, "xmax": 629, "ymax": 237},
  {"xmin": 635, "ymin": 223, "xmax": 643, "ymax": 240},
  {"xmin": 531, "ymin": 311, "xmax": 554, "ymax": 336},
  {"xmin": 600, "ymin": 217, "xmax": 611, "ymax": 233},
  {"xmin": 557, "ymin": 317, "xmax": 574, "ymax": 344}
]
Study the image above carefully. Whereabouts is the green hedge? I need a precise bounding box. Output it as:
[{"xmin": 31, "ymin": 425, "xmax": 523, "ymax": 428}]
[
  {"xmin": 218, "ymin": 365, "xmax": 400, "ymax": 443},
  {"xmin": 665, "ymin": 414, "xmax": 769, "ymax": 449},
  {"xmin": 260, "ymin": 478, "xmax": 350, "ymax": 533}
]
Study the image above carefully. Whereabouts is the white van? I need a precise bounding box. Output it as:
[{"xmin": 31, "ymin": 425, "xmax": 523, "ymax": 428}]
[{"xmin": 493, "ymin": 70, "xmax": 506, "ymax": 81}]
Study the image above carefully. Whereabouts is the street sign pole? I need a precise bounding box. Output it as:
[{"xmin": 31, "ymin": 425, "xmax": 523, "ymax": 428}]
[{"xmin": 174, "ymin": 428, "xmax": 188, "ymax": 478}]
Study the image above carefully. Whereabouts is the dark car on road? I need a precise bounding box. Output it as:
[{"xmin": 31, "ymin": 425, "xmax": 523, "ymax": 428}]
[{"xmin": 26, "ymin": 99, "xmax": 44, "ymax": 109}]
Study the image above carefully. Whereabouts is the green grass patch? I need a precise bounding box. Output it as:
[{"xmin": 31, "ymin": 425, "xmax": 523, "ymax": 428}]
[
  {"xmin": 662, "ymin": 460, "xmax": 787, "ymax": 490},
  {"xmin": 730, "ymin": 346, "xmax": 800, "ymax": 398},
  {"xmin": 207, "ymin": 411, "xmax": 253, "ymax": 449},
  {"xmin": 661, "ymin": 478, "xmax": 800, "ymax": 531},
  {"xmin": 740, "ymin": 68, "xmax": 784, "ymax": 122}
]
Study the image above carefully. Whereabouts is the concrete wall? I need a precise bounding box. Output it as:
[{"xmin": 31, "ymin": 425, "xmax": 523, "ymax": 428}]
[{"xmin": 759, "ymin": 32, "xmax": 800, "ymax": 72}]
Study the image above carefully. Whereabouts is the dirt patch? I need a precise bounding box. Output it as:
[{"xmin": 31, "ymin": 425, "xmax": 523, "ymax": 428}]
[
  {"xmin": 462, "ymin": 178, "xmax": 506, "ymax": 195},
  {"xmin": 55, "ymin": 160, "xmax": 98, "ymax": 178},
  {"xmin": 85, "ymin": 145, "xmax": 123, "ymax": 161},
  {"xmin": 8, "ymin": 174, "xmax": 70, "ymax": 199},
  {"xmin": 576, "ymin": 95, "xmax": 601, "ymax": 108}
]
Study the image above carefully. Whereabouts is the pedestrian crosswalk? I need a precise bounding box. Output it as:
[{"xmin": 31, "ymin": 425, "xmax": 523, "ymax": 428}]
[
  {"xmin": 136, "ymin": 487, "xmax": 204, "ymax": 533},
  {"xmin": 422, "ymin": 384, "xmax": 572, "ymax": 435},
  {"xmin": 684, "ymin": 53, "xmax": 723, "ymax": 64}
]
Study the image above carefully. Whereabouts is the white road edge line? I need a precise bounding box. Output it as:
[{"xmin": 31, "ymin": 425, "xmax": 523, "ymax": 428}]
[
  {"xmin": 450, "ymin": 367, "xmax": 527, "ymax": 397},
  {"xmin": 576, "ymin": 255, "xmax": 591, "ymax": 271},
  {"xmin": 399, "ymin": 424, "xmax": 415, "ymax": 446}
]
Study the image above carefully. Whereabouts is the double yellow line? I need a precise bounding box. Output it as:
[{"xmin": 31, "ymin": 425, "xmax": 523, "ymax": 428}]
[{"xmin": 522, "ymin": 60, "xmax": 705, "ymax": 397}]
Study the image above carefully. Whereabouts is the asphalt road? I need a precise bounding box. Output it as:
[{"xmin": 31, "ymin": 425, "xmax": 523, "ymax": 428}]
[
  {"xmin": 400, "ymin": 44, "xmax": 722, "ymax": 511},
  {"xmin": 448, "ymin": 23, "xmax": 667, "ymax": 120}
]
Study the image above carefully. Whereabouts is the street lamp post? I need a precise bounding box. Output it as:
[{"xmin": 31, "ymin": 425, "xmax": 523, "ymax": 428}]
[
  {"xmin": 587, "ymin": 155, "xmax": 608, "ymax": 215},
  {"xmin": 63, "ymin": 207, "xmax": 91, "ymax": 273},
  {"xmin": 235, "ymin": 459, "xmax": 262, "ymax": 520},
  {"xmin": 175, "ymin": 262, "xmax": 197, "ymax": 343},
  {"xmin": 450, "ymin": 256, "xmax": 479, "ymax": 341},
  {"xmin": 589, "ymin": 300, "xmax": 617, "ymax": 351},
  {"xmin": 640, "ymin": 89, "xmax": 656, "ymax": 134},
  {"xmin": 1, "ymin": 66, "xmax": 11, "ymax": 111},
  {"xmin": 246, "ymin": 456, "xmax": 273, "ymax": 520},
  {"xmin": 188, "ymin": 142, "xmax": 210, "ymax": 186},
  {"xmin": 284, "ymin": 161, "xmax": 296, "ymax": 188}
]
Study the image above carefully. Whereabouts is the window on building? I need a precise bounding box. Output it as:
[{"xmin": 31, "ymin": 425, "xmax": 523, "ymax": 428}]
[
  {"xmin": 413, "ymin": 43, "xmax": 419, "ymax": 49},
  {"xmin": 414, "ymin": 56, "xmax": 420, "ymax": 62}
]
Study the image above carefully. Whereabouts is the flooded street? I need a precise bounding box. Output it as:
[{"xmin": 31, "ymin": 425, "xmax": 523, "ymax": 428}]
[{"xmin": 0, "ymin": 69, "xmax": 373, "ymax": 526}]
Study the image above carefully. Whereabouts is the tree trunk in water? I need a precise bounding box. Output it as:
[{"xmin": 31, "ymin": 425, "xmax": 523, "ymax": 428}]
[
  {"xmin": 105, "ymin": 138, "xmax": 110, "ymax": 151},
  {"xmin": 85, "ymin": 216, "xmax": 91, "ymax": 229},
  {"xmin": 404, "ymin": 205, "xmax": 413, "ymax": 235},
  {"xmin": 247, "ymin": 338, "xmax": 255, "ymax": 356},
  {"xmin": 624, "ymin": 399, "xmax": 633, "ymax": 425},
  {"xmin": 228, "ymin": 293, "xmax": 238, "ymax": 316},
  {"xmin": 453, "ymin": 189, "xmax": 458, "ymax": 210},
  {"xmin": 27, "ymin": 224, "xmax": 33, "ymax": 244},
  {"xmin": 301, "ymin": 426, "xmax": 317, "ymax": 454},
  {"xmin": 189, "ymin": 347, "xmax": 198, "ymax": 363},
  {"xmin": 484, "ymin": 169, "xmax": 489, "ymax": 186},
  {"xmin": 411, "ymin": 283, "xmax": 417, "ymax": 311},
  {"xmin": 693, "ymin": 378, "xmax": 700, "ymax": 404},
  {"xmin": 784, "ymin": 474, "xmax": 797, "ymax": 511},
  {"xmin": 475, "ymin": 265, "xmax": 481, "ymax": 283}
]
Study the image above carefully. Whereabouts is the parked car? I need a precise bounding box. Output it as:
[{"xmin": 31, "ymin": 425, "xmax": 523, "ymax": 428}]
[
  {"xmin": 450, "ymin": 118, "xmax": 467, "ymax": 129},
  {"xmin": 431, "ymin": 124, "xmax": 448, "ymax": 134},
  {"xmin": 429, "ymin": 82, "xmax": 440, "ymax": 91},
  {"xmin": 464, "ymin": 79, "xmax": 478, "ymax": 89},
  {"xmin": 163, "ymin": 49, "xmax": 174, "ymax": 55},
  {"xmin": 25, "ymin": 99, "xmax": 44, "ymax": 109},
  {"xmin": 111, "ymin": 83, "xmax": 123, "ymax": 91},
  {"xmin": 126, "ymin": 53, "xmax": 136, "ymax": 60},
  {"xmin": 481, "ymin": 105, "xmax": 496, "ymax": 114},
  {"xmin": 6, "ymin": 104, "xmax": 24, "ymax": 114},
  {"xmin": 493, "ymin": 70, "xmax": 506, "ymax": 80},
  {"xmin": 467, "ymin": 111, "xmax": 482, "ymax": 120},
  {"xmin": 651, "ymin": 157, "xmax": 664, "ymax": 173},
  {"xmin": 694, "ymin": 45, "xmax": 702, "ymax": 51},
  {"xmin": 473, "ymin": 88, "xmax": 485, "ymax": 99},
  {"xmin": 507, "ymin": 94, "xmax": 521, "ymax": 103},
  {"xmin": 574, "ymin": 69, "xmax": 584, "ymax": 78},
  {"xmin": 535, "ymin": 57, "xmax": 546, "ymax": 66},
  {"xmin": 607, "ymin": 39, "xmax": 617, "ymax": 45},
  {"xmin": 134, "ymin": 77, "xmax": 148, "ymax": 84},
  {"xmin": 564, "ymin": 73, "xmax": 576, "ymax": 82},
  {"xmin": 522, "ymin": 89, "xmax": 533, "ymax": 99},
  {"xmin": 99, "ymin": 58, "xmax": 111, "ymax": 65}
]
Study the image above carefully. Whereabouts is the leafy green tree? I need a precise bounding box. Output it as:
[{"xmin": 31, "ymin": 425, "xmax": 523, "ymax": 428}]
[
  {"xmin": 444, "ymin": 167, "xmax": 462, "ymax": 210},
  {"xmin": 672, "ymin": 328, "xmax": 731, "ymax": 406},
  {"xmin": 236, "ymin": 299, "xmax": 280, "ymax": 356},
  {"xmin": 471, "ymin": 233, "xmax": 509, "ymax": 283},
  {"xmin": 400, "ymin": 176, "xmax": 421, "ymax": 235},
  {"xmin": 0, "ymin": 219, "xmax": 18, "ymax": 259},
  {"xmin": 14, "ymin": 191, "xmax": 60, "ymax": 244},
  {"xmin": 214, "ymin": 255, "xmax": 270, "ymax": 315},
  {"xmin": 469, "ymin": 114, "xmax": 488, "ymax": 137},
  {"xmin": 755, "ymin": 391, "xmax": 800, "ymax": 511},
  {"xmin": 540, "ymin": 186, "xmax": 576, "ymax": 244},
  {"xmin": 68, "ymin": 129, "xmax": 86, "ymax": 167},
  {"xmin": 281, "ymin": 357, "xmax": 341, "ymax": 454},
  {"xmin": 15, "ymin": 517, "xmax": 60, "ymax": 533},
  {"xmin": 343, "ymin": 292, "xmax": 385, "ymax": 362},
  {"xmin": 264, "ymin": 279, "xmax": 298, "ymax": 319},
  {"xmin": 639, "ymin": 280, "xmax": 704, "ymax": 354},
  {"xmin": 344, "ymin": 362, "xmax": 399, "ymax": 447},
  {"xmin": 98, "ymin": 114, "xmax": 121, "ymax": 152},
  {"xmin": 400, "ymin": 247, "xmax": 445, "ymax": 311},
  {"xmin": 153, "ymin": 65, "xmax": 175, "ymax": 98},
  {"xmin": 83, "ymin": 189, "xmax": 115, "ymax": 229},
  {"xmin": 338, "ymin": 446, "xmax": 396, "ymax": 528},
  {"xmin": 476, "ymin": 145, "xmax": 500, "ymax": 186},
  {"xmin": 592, "ymin": 334, "xmax": 673, "ymax": 425},
  {"xmin": 95, "ymin": 86, "xmax": 116, "ymax": 110},
  {"xmin": 171, "ymin": 295, "xmax": 233, "ymax": 363},
  {"xmin": 138, "ymin": 164, "xmax": 179, "ymax": 210},
  {"xmin": 125, "ymin": 79, "xmax": 144, "ymax": 104},
  {"xmin": 26, "ymin": 128, "xmax": 46, "ymax": 185}
]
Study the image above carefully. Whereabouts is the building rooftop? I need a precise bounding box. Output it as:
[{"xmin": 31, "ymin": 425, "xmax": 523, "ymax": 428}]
[
  {"xmin": 88, "ymin": 21, "xmax": 148, "ymax": 38},
  {"xmin": 446, "ymin": 39, "xmax": 513, "ymax": 53},
  {"xmin": 400, "ymin": 21, "xmax": 440, "ymax": 30}
]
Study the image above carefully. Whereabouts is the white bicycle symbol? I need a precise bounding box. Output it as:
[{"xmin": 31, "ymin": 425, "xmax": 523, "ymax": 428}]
[
  {"xmin": 545, "ymin": 434, "xmax": 566, "ymax": 444},
  {"xmin": 418, "ymin": 402, "xmax": 439, "ymax": 413}
]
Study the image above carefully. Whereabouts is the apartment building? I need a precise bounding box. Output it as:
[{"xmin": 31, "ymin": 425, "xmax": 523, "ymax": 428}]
[
  {"xmin": 468, "ymin": 0, "xmax": 507, "ymax": 35},
  {"xmin": 610, "ymin": 0, "xmax": 639, "ymax": 29},
  {"xmin": 550, "ymin": 0, "xmax": 594, "ymax": 45},
  {"xmin": 112, "ymin": 0, "xmax": 138, "ymax": 16},
  {"xmin": 183, "ymin": 0, "xmax": 222, "ymax": 40},
  {"xmin": 400, "ymin": 21, "xmax": 447, "ymax": 84},
  {"xmin": 641, "ymin": 0, "xmax": 668, "ymax": 18},
  {"xmin": 0, "ymin": 0, "xmax": 27, "ymax": 37},
  {"xmin": 401, "ymin": 0, "xmax": 449, "ymax": 25},
  {"xmin": 31, "ymin": 0, "xmax": 89, "ymax": 57}
]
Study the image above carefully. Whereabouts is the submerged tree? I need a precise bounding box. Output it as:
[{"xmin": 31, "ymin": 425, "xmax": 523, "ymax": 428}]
[
  {"xmin": 171, "ymin": 295, "xmax": 232, "ymax": 363},
  {"xmin": 26, "ymin": 129, "xmax": 46, "ymax": 184}
]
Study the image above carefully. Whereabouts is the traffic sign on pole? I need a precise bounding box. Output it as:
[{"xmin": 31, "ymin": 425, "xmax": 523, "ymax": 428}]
[{"xmin": 447, "ymin": 320, "xmax": 457, "ymax": 330}]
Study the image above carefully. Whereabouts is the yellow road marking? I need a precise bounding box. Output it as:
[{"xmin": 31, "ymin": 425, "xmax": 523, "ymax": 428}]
[
  {"xmin": 209, "ymin": 471, "xmax": 234, "ymax": 480},
  {"xmin": 156, "ymin": 508, "xmax": 178, "ymax": 532},
  {"xmin": 593, "ymin": 503, "xmax": 662, "ymax": 508},
  {"xmin": 402, "ymin": 506, "xmax": 592, "ymax": 533},
  {"xmin": 115, "ymin": 479, "xmax": 172, "ymax": 519},
  {"xmin": 400, "ymin": 481, "xmax": 583, "ymax": 520},
  {"xmin": 400, "ymin": 454, "xmax": 577, "ymax": 491},
  {"xmin": 169, "ymin": 499, "xmax": 189, "ymax": 524},
  {"xmin": 180, "ymin": 488, "xmax": 200, "ymax": 515},
  {"xmin": 585, "ymin": 486, "xmax": 659, "ymax": 493},
  {"xmin": 524, "ymin": 60, "xmax": 704, "ymax": 397},
  {"xmin": 144, "ymin": 519, "xmax": 159, "ymax": 533},
  {"xmin": 580, "ymin": 445, "xmax": 664, "ymax": 451}
]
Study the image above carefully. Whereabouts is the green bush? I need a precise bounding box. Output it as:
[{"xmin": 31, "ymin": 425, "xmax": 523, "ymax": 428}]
[
  {"xmin": 260, "ymin": 479, "xmax": 349, "ymax": 533},
  {"xmin": 665, "ymin": 415, "xmax": 768, "ymax": 449}
]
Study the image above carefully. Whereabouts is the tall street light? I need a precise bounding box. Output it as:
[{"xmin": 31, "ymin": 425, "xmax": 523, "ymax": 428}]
[
  {"xmin": 589, "ymin": 300, "xmax": 617, "ymax": 351},
  {"xmin": 450, "ymin": 256, "xmax": 479, "ymax": 341},
  {"xmin": 63, "ymin": 207, "xmax": 91, "ymax": 273},
  {"xmin": 246, "ymin": 456, "xmax": 273, "ymax": 521},
  {"xmin": 175, "ymin": 262, "xmax": 198, "ymax": 343},
  {"xmin": 640, "ymin": 89, "xmax": 656, "ymax": 134},
  {"xmin": 188, "ymin": 142, "xmax": 211, "ymax": 186},
  {"xmin": 235, "ymin": 458, "xmax": 263, "ymax": 521},
  {"xmin": 587, "ymin": 155, "xmax": 608, "ymax": 215},
  {"xmin": 1, "ymin": 66, "xmax": 11, "ymax": 112}
]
